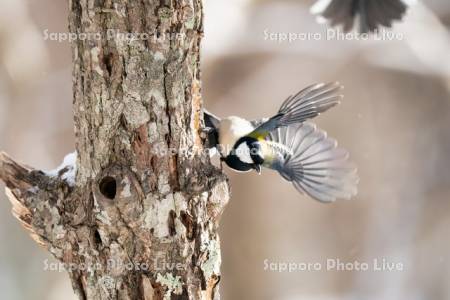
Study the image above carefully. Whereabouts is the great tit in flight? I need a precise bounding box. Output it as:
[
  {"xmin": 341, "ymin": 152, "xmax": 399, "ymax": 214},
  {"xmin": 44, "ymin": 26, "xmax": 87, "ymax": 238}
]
[
  {"xmin": 311, "ymin": 0, "xmax": 409, "ymax": 33},
  {"xmin": 204, "ymin": 82, "xmax": 358, "ymax": 203}
]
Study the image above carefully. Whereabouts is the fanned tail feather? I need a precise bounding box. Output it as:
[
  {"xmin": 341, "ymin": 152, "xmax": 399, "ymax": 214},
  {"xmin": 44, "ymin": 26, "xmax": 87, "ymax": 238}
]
[
  {"xmin": 359, "ymin": 0, "xmax": 407, "ymax": 33},
  {"xmin": 267, "ymin": 123, "xmax": 358, "ymax": 203},
  {"xmin": 312, "ymin": 0, "xmax": 408, "ymax": 33}
]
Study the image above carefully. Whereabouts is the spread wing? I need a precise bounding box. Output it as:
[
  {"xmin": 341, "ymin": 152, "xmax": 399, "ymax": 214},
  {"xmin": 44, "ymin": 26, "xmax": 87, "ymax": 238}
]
[
  {"xmin": 264, "ymin": 123, "xmax": 358, "ymax": 203},
  {"xmin": 248, "ymin": 82, "xmax": 342, "ymax": 140},
  {"xmin": 311, "ymin": 0, "xmax": 408, "ymax": 33}
]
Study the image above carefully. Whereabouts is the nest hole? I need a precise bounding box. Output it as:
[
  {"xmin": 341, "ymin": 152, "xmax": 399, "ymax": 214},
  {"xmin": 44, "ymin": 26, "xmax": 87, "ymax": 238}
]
[{"xmin": 99, "ymin": 176, "xmax": 117, "ymax": 200}]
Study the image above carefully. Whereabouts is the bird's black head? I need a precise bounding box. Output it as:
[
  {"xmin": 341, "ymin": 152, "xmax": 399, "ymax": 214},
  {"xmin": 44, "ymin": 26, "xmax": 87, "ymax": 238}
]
[
  {"xmin": 222, "ymin": 155, "xmax": 254, "ymax": 172},
  {"xmin": 222, "ymin": 136, "xmax": 264, "ymax": 173}
]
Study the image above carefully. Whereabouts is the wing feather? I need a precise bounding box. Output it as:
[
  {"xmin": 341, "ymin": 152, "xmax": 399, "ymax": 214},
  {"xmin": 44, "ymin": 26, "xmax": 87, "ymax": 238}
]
[{"xmin": 249, "ymin": 82, "xmax": 342, "ymax": 140}]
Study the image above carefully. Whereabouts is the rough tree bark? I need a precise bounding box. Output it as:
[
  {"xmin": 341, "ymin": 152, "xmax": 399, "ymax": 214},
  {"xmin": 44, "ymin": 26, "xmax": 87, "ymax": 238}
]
[{"xmin": 0, "ymin": 1, "xmax": 230, "ymax": 299}]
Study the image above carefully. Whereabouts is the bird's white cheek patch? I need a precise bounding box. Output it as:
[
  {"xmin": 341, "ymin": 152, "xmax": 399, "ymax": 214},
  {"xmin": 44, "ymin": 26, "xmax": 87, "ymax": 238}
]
[
  {"xmin": 218, "ymin": 117, "xmax": 254, "ymax": 156},
  {"xmin": 235, "ymin": 143, "xmax": 253, "ymax": 164}
]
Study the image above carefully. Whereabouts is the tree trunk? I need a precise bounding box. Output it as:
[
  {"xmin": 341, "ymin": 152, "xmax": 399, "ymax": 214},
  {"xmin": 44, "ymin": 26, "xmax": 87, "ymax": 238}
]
[{"xmin": 0, "ymin": 1, "xmax": 229, "ymax": 299}]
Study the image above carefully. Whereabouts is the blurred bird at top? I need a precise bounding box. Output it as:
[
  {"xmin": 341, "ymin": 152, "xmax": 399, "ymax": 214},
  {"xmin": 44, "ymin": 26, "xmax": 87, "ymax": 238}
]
[
  {"xmin": 311, "ymin": 0, "xmax": 412, "ymax": 33},
  {"xmin": 204, "ymin": 83, "xmax": 358, "ymax": 203}
]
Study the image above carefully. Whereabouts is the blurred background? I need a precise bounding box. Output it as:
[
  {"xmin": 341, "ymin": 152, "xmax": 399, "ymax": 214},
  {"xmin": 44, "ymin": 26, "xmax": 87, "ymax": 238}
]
[{"xmin": 1, "ymin": 0, "xmax": 450, "ymax": 299}]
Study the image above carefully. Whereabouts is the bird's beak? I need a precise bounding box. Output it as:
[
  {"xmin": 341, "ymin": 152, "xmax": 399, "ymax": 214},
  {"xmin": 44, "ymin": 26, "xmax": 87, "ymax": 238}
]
[{"xmin": 254, "ymin": 164, "xmax": 262, "ymax": 174}]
